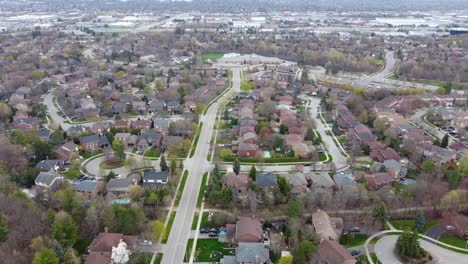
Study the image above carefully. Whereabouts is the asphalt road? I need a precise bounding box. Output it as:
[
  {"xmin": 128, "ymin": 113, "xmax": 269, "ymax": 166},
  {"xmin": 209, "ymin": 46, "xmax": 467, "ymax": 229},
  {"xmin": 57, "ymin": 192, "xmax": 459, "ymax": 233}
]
[
  {"xmin": 160, "ymin": 68, "xmax": 241, "ymax": 264},
  {"xmin": 369, "ymin": 51, "xmax": 396, "ymax": 80},
  {"xmin": 305, "ymin": 96, "xmax": 349, "ymax": 170},
  {"xmin": 374, "ymin": 235, "xmax": 467, "ymax": 264}
]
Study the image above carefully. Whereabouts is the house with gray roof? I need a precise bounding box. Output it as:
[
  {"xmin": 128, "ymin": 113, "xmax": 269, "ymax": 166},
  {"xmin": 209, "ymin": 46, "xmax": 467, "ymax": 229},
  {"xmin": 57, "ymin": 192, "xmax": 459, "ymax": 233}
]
[
  {"xmin": 80, "ymin": 134, "xmax": 110, "ymax": 151},
  {"xmin": 334, "ymin": 171, "xmax": 357, "ymax": 187},
  {"xmin": 142, "ymin": 170, "xmax": 169, "ymax": 189},
  {"xmin": 106, "ymin": 174, "xmax": 141, "ymax": 197},
  {"xmin": 236, "ymin": 243, "xmax": 270, "ymax": 264},
  {"xmin": 35, "ymin": 171, "xmax": 64, "ymax": 192},
  {"xmin": 36, "ymin": 159, "xmax": 65, "ymax": 172},
  {"xmin": 72, "ymin": 180, "xmax": 104, "ymax": 199},
  {"xmin": 255, "ymin": 172, "xmax": 277, "ymax": 191}
]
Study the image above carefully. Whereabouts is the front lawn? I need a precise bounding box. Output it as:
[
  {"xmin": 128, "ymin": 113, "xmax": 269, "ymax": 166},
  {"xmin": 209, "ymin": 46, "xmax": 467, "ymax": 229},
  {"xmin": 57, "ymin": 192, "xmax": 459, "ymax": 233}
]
[
  {"xmin": 340, "ymin": 234, "xmax": 368, "ymax": 248},
  {"xmin": 129, "ymin": 253, "xmax": 153, "ymax": 264},
  {"xmin": 144, "ymin": 148, "xmax": 160, "ymax": 158},
  {"xmin": 390, "ymin": 219, "xmax": 438, "ymax": 234},
  {"xmin": 64, "ymin": 169, "xmax": 80, "ymax": 180},
  {"xmin": 439, "ymin": 234, "xmax": 468, "ymax": 248},
  {"xmin": 185, "ymin": 239, "xmax": 234, "ymax": 262}
]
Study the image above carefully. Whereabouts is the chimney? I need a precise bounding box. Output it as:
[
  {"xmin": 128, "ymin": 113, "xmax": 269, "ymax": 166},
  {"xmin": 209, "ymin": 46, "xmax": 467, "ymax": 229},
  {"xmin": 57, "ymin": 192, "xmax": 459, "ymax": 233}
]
[
  {"xmin": 256, "ymin": 255, "xmax": 259, "ymax": 264},
  {"xmin": 104, "ymin": 227, "xmax": 109, "ymax": 233}
]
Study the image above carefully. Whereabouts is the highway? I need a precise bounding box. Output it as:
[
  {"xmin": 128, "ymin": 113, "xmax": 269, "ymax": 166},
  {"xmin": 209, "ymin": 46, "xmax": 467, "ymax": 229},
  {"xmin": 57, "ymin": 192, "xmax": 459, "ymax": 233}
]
[{"xmin": 160, "ymin": 68, "xmax": 241, "ymax": 264}]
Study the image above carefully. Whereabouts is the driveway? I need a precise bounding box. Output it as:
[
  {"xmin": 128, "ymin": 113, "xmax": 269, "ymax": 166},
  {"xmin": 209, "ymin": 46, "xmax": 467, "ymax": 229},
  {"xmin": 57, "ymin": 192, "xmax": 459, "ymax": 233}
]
[
  {"xmin": 426, "ymin": 225, "xmax": 444, "ymax": 240},
  {"xmin": 374, "ymin": 235, "xmax": 467, "ymax": 264}
]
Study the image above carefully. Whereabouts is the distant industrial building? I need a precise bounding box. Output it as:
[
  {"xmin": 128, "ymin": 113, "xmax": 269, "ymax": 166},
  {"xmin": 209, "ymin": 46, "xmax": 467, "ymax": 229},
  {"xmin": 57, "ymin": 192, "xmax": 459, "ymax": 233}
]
[{"xmin": 449, "ymin": 28, "xmax": 468, "ymax": 35}]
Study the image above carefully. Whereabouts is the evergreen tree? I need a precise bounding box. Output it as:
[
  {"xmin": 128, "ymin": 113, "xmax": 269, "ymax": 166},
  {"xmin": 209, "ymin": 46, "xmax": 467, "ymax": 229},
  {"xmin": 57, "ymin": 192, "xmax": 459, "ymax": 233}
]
[
  {"xmin": 212, "ymin": 163, "xmax": 221, "ymax": 182},
  {"xmin": 395, "ymin": 230, "xmax": 425, "ymax": 259},
  {"xmin": 249, "ymin": 165, "xmax": 257, "ymax": 180},
  {"xmin": 373, "ymin": 202, "xmax": 389, "ymax": 228},
  {"xmin": 52, "ymin": 211, "xmax": 78, "ymax": 248},
  {"xmin": 170, "ymin": 159, "xmax": 177, "ymax": 173},
  {"xmin": 160, "ymin": 156, "xmax": 168, "ymax": 171},
  {"xmin": 33, "ymin": 248, "xmax": 60, "ymax": 264},
  {"xmin": 233, "ymin": 158, "xmax": 240, "ymax": 175},
  {"xmin": 440, "ymin": 134, "xmax": 449, "ymax": 148},
  {"xmin": 0, "ymin": 213, "xmax": 8, "ymax": 243},
  {"xmin": 415, "ymin": 210, "xmax": 426, "ymax": 233}
]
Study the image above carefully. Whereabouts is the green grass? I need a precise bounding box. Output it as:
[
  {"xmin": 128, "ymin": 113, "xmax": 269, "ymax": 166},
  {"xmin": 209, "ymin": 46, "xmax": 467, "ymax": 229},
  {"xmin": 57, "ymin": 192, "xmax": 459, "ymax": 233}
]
[
  {"xmin": 154, "ymin": 253, "xmax": 163, "ymax": 264},
  {"xmin": 390, "ymin": 219, "xmax": 438, "ymax": 234},
  {"xmin": 340, "ymin": 234, "xmax": 368, "ymax": 248},
  {"xmin": 73, "ymin": 239, "xmax": 92, "ymax": 255},
  {"xmin": 197, "ymin": 172, "xmax": 208, "ymax": 208},
  {"xmin": 338, "ymin": 138, "xmax": 348, "ymax": 144},
  {"xmin": 129, "ymin": 253, "xmax": 154, "ymax": 264},
  {"xmin": 64, "ymin": 169, "xmax": 80, "ymax": 180},
  {"xmin": 439, "ymin": 234, "xmax": 468, "ymax": 249},
  {"xmin": 175, "ymin": 170, "xmax": 189, "ymax": 207},
  {"xmin": 357, "ymin": 253, "xmax": 380, "ymax": 264},
  {"xmin": 189, "ymin": 123, "xmax": 203, "ymax": 158},
  {"xmin": 162, "ymin": 211, "xmax": 176, "ymax": 243},
  {"xmin": 414, "ymin": 79, "xmax": 468, "ymax": 90},
  {"xmin": 201, "ymin": 53, "xmax": 224, "ymax": 62},
  {"xmin": 144, "ymin": 148, "xmax": 160, "ymax": 158},
  {"xmin": 192, "ymin": 212, "xmax": 199, "ymax": 230},
  {"xmin": 99, "ymin": 159, "xmax": 125, "ymax": 170},
  {"xmin": 185, "ymin": 239, "xmax": 234, "ymax": 262}
]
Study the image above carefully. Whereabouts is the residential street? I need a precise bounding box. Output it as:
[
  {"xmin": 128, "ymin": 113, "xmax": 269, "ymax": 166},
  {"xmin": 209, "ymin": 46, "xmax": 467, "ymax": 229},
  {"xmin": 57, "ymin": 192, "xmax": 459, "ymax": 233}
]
[
  {"xmin": 160, "ymin": 68, "xmax": 241, "ymax": 264},
  {"xmin": 305, "ymin": 96, "xmax": 350, "ymax": 171},
  {"xmin": 374, "ymin": 235, "xmax": 467, "ymax": 264}
]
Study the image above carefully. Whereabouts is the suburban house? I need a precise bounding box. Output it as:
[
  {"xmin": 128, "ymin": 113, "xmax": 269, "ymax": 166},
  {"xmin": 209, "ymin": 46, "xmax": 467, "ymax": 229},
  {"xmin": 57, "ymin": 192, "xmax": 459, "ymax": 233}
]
[
  {"xmin": 72, "ymin": 180, "xmax": 104, "ymax": 199},
  {"xmin": 318, "ymin": 239, "xmax": 356, "ymax": 264},
  {"xmin": 370, "ymin": 160, "xmax": 407, "ymax": 179},
  {"xmin": 106, "ymin": 174, "xmax": 141, "ymax": 197},
  {"xmin": 255, "ymin": 172, "xmax": 277, "ymax": 191},
  {"xmin": 80, "ymin": 134, "xmax": 110, "ymax": 151},
  {"xmin": 365, "ymin": 172, "xmax": 395, "ymax": 190},
  {"xmin": 224, "ymin": 172, "xmax": 250, "ymax": 194},
  {"xmin": 55, "ymin": 141, "xmax": 79, "ymax": 160},
  {"xmin": 36, "ymin": 159, "xmax": 65, "ymax": 172},
  {"xmin": 238, "ymin": 143, "xmax": 259, "ymax": 158},
  {"xmin": 85, "ymin": 232, "xmax": 138, "ymax": 264},
  {"xmin": 226, "ymin": 217, "xmax": 263, "ymax": 244},
  {"xmin": 312, "ymin": 210, "xmax": 343, "ymax": 241},
  {"xmin": 370, "ymin": 147, "xmax": 400, "ymax": 162},
  {"xmin": 220, "ymin": 243, "xmax": 270, "ymax": 264},
  {"xmin": 142, "ymin": 170, "xmax": 169, "ymax": 189},
  {"xmin": 35, "ymin": 171, "xmax": 64, "ymax": 192},
  {"xmin": 137, "ymin": 131, "xmax": 163, "ymax": 150}
]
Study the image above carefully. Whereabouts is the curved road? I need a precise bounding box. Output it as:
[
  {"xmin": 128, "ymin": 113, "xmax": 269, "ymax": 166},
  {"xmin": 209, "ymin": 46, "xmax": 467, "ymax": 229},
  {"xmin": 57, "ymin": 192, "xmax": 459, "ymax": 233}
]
[{"xmin": 375, "ymin": 235, "xmax": 467, "ymax": 264}]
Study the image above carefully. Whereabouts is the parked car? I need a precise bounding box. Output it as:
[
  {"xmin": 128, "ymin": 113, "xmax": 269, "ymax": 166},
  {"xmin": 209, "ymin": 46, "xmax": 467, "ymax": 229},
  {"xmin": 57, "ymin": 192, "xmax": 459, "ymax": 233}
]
[
  {"xmin": 138, "ymin": 240, "xmax": 153, "ymax": 246},
  {"xmin": 200, "ymin": 228, "xmax": 209, "ymax": 234},
  {"xmin": 350, "ymin": 249, "xmax": 361, "ymax": 256},
  {"xmin": 349, "ymin": 227, "xmax": 360, "ymax": 233},
  {"xmin": 208, "ymin": 232, "xmax": 218, "ymax": 238}
]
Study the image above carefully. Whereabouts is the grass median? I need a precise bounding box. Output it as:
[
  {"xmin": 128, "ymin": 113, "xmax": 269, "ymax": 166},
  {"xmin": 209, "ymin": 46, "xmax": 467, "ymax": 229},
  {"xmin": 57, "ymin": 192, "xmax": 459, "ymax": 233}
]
[
  {"xmin": 189, "ymin": 122, "xmax": 203, "ymax": 158},
  {"xmin": 197, "ymin": 172, "xmax": 208, "ymax": 208},
  {"xmin": 174, "ymin": 170, "xmax": 189, "ymax": 207},
  {"xmin": 162, "ymin": 211, "xmax": 176, "ymax": 244}
]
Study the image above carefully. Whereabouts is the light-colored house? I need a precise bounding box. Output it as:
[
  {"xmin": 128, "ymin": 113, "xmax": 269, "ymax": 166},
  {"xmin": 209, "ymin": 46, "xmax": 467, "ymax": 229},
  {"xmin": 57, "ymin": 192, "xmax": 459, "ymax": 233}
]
[{"xmin": 312, "ymin": 209, "xmax": 343, "ymax": 241}]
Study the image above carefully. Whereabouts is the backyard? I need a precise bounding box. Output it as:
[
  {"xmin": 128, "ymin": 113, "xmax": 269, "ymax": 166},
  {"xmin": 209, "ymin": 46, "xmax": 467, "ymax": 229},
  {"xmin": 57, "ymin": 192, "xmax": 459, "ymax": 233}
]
[{"xmin": 390, "ymin": 219, "xmax": 439, "ymax": 234}]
